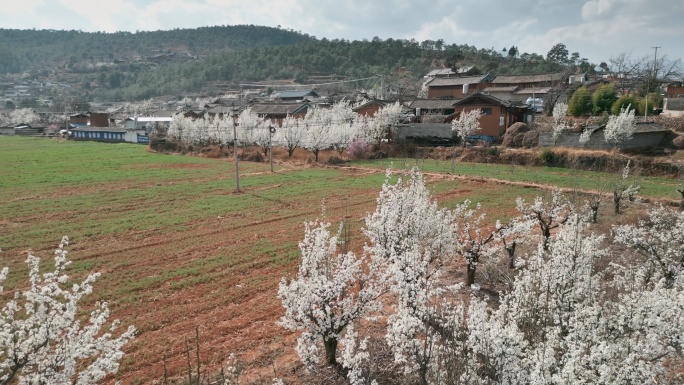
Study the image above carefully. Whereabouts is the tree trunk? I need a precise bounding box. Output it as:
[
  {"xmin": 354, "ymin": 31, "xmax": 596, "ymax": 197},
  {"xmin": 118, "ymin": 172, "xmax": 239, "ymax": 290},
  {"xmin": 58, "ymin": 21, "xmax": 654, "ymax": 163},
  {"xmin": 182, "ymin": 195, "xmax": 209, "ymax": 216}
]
[
  {"xmin": 314, "ymin": 149, "xmax": 319, "ymax": 162},
  {"xmin": 590, "ymin": 204, "xmax": 599, "ymax": 223},
  {"xmin": 678, "ymin": 189, "xmax": 684, "ymax": 211},
  {"xmin": 324, "ymin": 337, "xmax": 338, "ymax": 366},
  {"xmin": 466, "ymin": 263, "xmax": 477, "ymax": 287},
  {"xmin": 288, "ymin": 146, "xmax": 295, "ymax": 158},
  {"xmin": 613, "ymin": 191, "xmax": 621, "ymax": 214},
  {"xmin": 541, "ymin": 224, "xmax": 551, "ymax": 251},
  {"xmin": 506, "ymin": 242, "xmax": 517, "ymax": 269}
]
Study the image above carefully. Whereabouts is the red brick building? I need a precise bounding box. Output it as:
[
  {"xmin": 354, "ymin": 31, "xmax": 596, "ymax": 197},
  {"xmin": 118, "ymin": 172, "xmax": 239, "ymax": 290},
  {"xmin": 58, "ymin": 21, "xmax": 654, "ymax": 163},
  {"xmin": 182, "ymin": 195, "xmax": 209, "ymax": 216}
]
[{"xmin": 664, "ymin": 82, "xmax": 684, "ymax": 98}]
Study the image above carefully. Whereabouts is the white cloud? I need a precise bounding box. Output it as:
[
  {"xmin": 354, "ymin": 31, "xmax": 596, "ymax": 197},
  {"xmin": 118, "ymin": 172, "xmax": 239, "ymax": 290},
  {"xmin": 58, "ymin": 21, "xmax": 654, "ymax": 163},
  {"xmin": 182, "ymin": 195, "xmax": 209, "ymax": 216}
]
[{"xmin": 581, "ymin": 0, "xmax": 617, "ymax": 20}]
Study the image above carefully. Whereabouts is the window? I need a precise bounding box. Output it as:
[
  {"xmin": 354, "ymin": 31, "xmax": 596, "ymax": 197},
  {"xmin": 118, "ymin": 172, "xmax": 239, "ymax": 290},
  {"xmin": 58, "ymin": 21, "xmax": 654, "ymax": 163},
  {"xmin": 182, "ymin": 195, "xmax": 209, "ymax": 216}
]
[{"xmin": 481, "ymin": 107, "xmax": 493, "ymax": 115}]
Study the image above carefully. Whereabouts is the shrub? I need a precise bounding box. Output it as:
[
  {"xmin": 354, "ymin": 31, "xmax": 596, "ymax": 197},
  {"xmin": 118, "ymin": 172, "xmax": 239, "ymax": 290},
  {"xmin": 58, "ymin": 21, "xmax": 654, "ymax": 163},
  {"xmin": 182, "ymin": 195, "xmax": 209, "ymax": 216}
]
[
  {"xmin": 568, "ymin": 86, "xmax": 593, "ymax": 116},
  {"xmin": 637, "ymin": 93, "xmax": 659, "ymax": 116},
  {"xmin": 539, "ymin": 148, "xmax": 555, "ymax": 165},
  {"xmin": 592, "ymin": 83, "xmax": 618, "ymax": 114},
  {"xmin": 611, "ymin": 94, "xmax": 638, "ymax": 115},
  {"xmin": 346, "ymin": 138, "xmax": 371, "ymax": 159}
]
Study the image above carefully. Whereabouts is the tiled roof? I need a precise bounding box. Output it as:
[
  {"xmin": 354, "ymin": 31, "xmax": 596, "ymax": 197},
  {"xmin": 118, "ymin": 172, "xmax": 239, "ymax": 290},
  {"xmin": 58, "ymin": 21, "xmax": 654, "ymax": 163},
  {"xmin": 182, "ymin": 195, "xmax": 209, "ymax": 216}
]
[
  {"xmin": 452, "ymin": 92, "xmax": 529, "ymax": 110},
  {"xmin": 352, "ymin": 100, "xmax": 386, "ymax": 111},
  {"xmin": 425, "ymin": 69, "xmax": 455, "ymax": 77},
  {"xmin": 482, "ymin": 86, "xmax": 518, "ymax": 92},
  {"xmin": 408, "ymin": 99, "xmax": 459, "ymax": 109},
  {"xmin": 633, "ymin": 122, "xmax": 670, "ymax": 133},
  {"xmin": 151, "ymin": 110, "xmax": 178, "ymax": 118},
  {"xmin": 426, "ymin": 74, "xmax": 490, "ymax": 87},
  {"xmin": 278, "ymin": 90, "xmax": 320, "ymax": 99},
  {"xmin": 492, "ymin": 72, "xmax": 566, "ymax": 84},
  {"xmin": 207, "ymin": 106, "xmax": 237, "ymax": 114},
  {"xmin": 514, "ymin": 87, "xmax": 553, "ymax": 95},
  {"xmin": 249, "ymin": 102, "xmax": 310, "ymax": 115}
]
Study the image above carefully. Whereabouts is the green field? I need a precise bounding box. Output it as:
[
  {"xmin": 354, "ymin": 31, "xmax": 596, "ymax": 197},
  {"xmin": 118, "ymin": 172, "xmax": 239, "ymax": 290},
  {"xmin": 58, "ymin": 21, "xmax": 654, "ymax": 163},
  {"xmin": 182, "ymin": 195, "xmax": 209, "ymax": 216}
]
[
  {"xmin": 0, "ymin": 136, "xmax": 678, "ymax": 383},
  {"xmin": 354, "ymin": 157, "xmax": 684, "ymax": 201}
]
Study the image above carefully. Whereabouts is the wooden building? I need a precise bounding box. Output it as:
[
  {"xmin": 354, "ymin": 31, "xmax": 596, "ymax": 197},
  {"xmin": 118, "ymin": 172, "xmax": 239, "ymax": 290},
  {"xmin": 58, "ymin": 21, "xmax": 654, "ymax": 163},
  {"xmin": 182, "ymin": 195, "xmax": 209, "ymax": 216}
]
[
  {"xmin": 249, "ymin": 102, "xmax": 311, "ymax": 125},
  {"xmin": 425, "ymin": 74, "xmax": 493, "ymax": 98},
  {"xmin": 352, "ymin": 100, "xmax": 387, "ymax": 117},
  {"xmin": 452, "ymin": 93, "xmax": 532, "ymax": 138},
  {"xmin": 664, "ymin": 82, "xmax": 684, "ymax": 98}
]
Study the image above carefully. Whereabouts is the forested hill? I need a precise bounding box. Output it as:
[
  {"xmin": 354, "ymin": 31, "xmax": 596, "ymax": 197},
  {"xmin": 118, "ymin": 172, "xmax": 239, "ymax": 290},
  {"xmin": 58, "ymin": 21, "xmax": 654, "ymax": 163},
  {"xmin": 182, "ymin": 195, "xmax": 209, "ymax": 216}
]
[
  {"xmin": 100, "ymin": 38, "xmax": 570, "ymax": 101},
  {"xmin": 0, "ymin": 25, "xmax": 314, "ymax": 73},
  {"xmin": 0, "ymin": 25, "xmax": 581, "ymax": 102}
]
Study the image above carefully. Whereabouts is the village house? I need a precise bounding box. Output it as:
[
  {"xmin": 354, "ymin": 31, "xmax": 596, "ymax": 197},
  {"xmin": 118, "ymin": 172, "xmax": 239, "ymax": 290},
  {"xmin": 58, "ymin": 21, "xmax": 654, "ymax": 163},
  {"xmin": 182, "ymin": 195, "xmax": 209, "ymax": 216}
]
[
  {"xmin": 70, "ymin": 126, "xmax": 148, "ymax": 144},
  {"xmin": 352, "ymin": 99, "xmax": 387, "ymax": 117},
  {"xmin": 452, "ymin": 93, "xmax": 533, "ymax": 139},
  {"xmin": 249, "ymin": 102, "xmax": 312, "ymax": 125},
  {"xmin": 484, "ymin": 72, "xmax": 568, "ymax": 103},
  {"xmin": 407, "ymin": 99, "xmax": 458, "ymax": 120},
  {"xmin": 663, "ymin": 82, "xmax": 684, "ymax": 98},
  {"xmin": 69, "ymin": 111, "xmax": 109, "ymax": 127},
  {"xmin": 274, "ymin": 89, "xmax": 321, "ymax": 102},
  {"xmin": 424, "ymin": 74, "xmax": 493, "ymax": 98}
]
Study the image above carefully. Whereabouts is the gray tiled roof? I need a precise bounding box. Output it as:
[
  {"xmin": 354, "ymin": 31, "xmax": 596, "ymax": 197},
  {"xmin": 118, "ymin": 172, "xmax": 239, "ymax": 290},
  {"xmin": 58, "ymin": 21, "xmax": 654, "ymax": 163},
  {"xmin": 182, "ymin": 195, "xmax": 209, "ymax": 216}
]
[
  {"xmin": 408, "ymin": 99, "xmax": 460, "ymax": 109},
  {"xmin": 426, "ymin": 75, "xmax": 490, "ymax": 87},
  {"xmin": 492, "ymin": 72, "xmax": 566, "ymax": 85},
  {"xmin": 249, "ymin": 102, "xmax": 310, "ymax": 115},
  {"xmin": 482, "ymin": 86, "xmax": 518, "ymax": 92}
]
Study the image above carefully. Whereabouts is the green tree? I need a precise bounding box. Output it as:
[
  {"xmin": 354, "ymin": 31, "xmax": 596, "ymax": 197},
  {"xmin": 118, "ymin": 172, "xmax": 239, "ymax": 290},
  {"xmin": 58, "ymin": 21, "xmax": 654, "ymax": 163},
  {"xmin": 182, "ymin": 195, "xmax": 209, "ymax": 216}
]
[
  {"xmin": 507, "ymin": 46, "xmax": 518, "ymax": 57},
  {"xmin": 108, "ymin": 72, "xmax": 122, "ymax": 88},
  {"xmin": 611, "ymin": 94, "xmax": 638, "ymax": 115},
  {"xmin": 546, "ymin": 43, "xmax": 569, "ymax": 64},
  {"xmin": 592, "ymin": 83, "xmax": 618, "ymax": 114},
  {"xmin": 568, "ymin": 86, "xmax": 593, "ymax": 116},
  {"xmin": 638, "ymin": 93, "xmax": 661, "ymax": 116}
]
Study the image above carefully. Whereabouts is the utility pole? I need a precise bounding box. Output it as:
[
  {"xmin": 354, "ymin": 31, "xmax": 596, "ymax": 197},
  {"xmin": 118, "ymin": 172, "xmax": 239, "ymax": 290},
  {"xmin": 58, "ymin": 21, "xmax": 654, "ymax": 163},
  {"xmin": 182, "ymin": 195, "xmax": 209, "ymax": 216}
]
[
  {"xmin": 232, "ymin": 113, "xmax": 240, "ymax": 193},
  {"xmin": 645, "ymin": 46, "xmax": 660, "ymax": 120},
  {"xmin": 268, "ymin": 125, "xmax": 276, "ymax": 173}
]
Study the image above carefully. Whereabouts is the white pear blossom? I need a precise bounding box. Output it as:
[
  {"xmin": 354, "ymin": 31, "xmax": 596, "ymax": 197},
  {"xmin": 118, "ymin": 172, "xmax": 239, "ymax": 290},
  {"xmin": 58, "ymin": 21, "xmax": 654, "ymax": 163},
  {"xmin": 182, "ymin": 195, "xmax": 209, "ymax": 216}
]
[
  {"xmin": 604, "ymin": 104, "xmax": 636, "ymax": 145},
  {"xmin": 452, "ymin": 108, "xmax": 483, "ymax": 146},
  {"xmin": 613, "ymin": 204, "xmax": 684, "ymax": 285},
  {"xmin": 551, "ymin": 102, "xmax": 568, "ymax": 142},
  {"xmin": 273, "ymin": 115, "xmax": 306, "ymax": 157},
  {"xmin": 364, "ymin": 168, "xmax": 457, "ymax": 384},
  {"xmin": 0, "ymin": 237, "xmax": 136, "ymax": 385},
  {"xmin": 278, "ymin": 219, "xmax": 380, "ymax": 366}
]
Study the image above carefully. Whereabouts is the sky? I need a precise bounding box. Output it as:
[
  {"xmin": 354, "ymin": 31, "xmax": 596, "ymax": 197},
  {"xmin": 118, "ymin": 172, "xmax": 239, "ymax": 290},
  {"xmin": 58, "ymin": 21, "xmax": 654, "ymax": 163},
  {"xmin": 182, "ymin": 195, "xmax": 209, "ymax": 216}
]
[{"xmin": 3, "ymin": 0, "xmax": 683, "ymax": 65}]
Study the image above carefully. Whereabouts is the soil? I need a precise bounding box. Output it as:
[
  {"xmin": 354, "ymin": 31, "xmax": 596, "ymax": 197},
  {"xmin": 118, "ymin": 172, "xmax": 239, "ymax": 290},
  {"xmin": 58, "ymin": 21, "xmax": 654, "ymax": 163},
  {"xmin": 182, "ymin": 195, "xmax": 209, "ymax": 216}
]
[{"xmin": 70, "ymin": 144, "xmax": 684, "ymax": 383}]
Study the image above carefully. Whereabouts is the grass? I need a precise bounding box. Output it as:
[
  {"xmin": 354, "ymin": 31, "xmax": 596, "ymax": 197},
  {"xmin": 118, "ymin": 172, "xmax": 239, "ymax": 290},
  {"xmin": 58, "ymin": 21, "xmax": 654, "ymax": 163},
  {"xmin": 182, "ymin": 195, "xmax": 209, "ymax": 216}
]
[
  {"xmin": 352, "ymin": 157, "xmax": 684, "ymax": 201},
  {"xmin": 2, "ymin": 136, "xmax": 679, "ymax": 383}
]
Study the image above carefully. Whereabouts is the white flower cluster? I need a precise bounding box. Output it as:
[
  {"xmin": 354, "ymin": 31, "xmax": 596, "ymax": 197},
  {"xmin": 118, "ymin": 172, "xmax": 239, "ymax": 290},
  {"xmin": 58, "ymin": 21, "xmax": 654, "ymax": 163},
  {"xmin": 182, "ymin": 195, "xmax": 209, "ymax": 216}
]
[
  {"xmin": 277, "ymin": 219, "xmax": 381, "ymax": 367},
  {"xmin": 0, "ymin": 236, "xmax": 136, "ymax": 384},
  {"xmin": 0, "ymin": 108, "xmax": 41, "ymax": 126},
  {"xmin": 604, "ymin": 104, "xmax": 636, "ymax": 145},
  {"xmin": 167, "ymin": 101, "xmax": 405, "ymax": 158},
  {"xmin": 551, "ymin": 102, "xmax": 569, "ymax": 142},
  {"xmin": 452, "ymin": 108, "xmax": 483, "ymax": 145},
  {"xmin": 279, "ymin": 168, "xmax": 684, "ymax": 384}
]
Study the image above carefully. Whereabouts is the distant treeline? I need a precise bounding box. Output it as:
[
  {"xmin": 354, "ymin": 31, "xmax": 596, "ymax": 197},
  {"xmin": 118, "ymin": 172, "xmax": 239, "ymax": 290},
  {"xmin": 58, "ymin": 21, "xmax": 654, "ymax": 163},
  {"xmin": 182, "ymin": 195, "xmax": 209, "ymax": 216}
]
[{"xmin": 0, "ymin": 25, "xmax": 578, "ymax": 101}]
